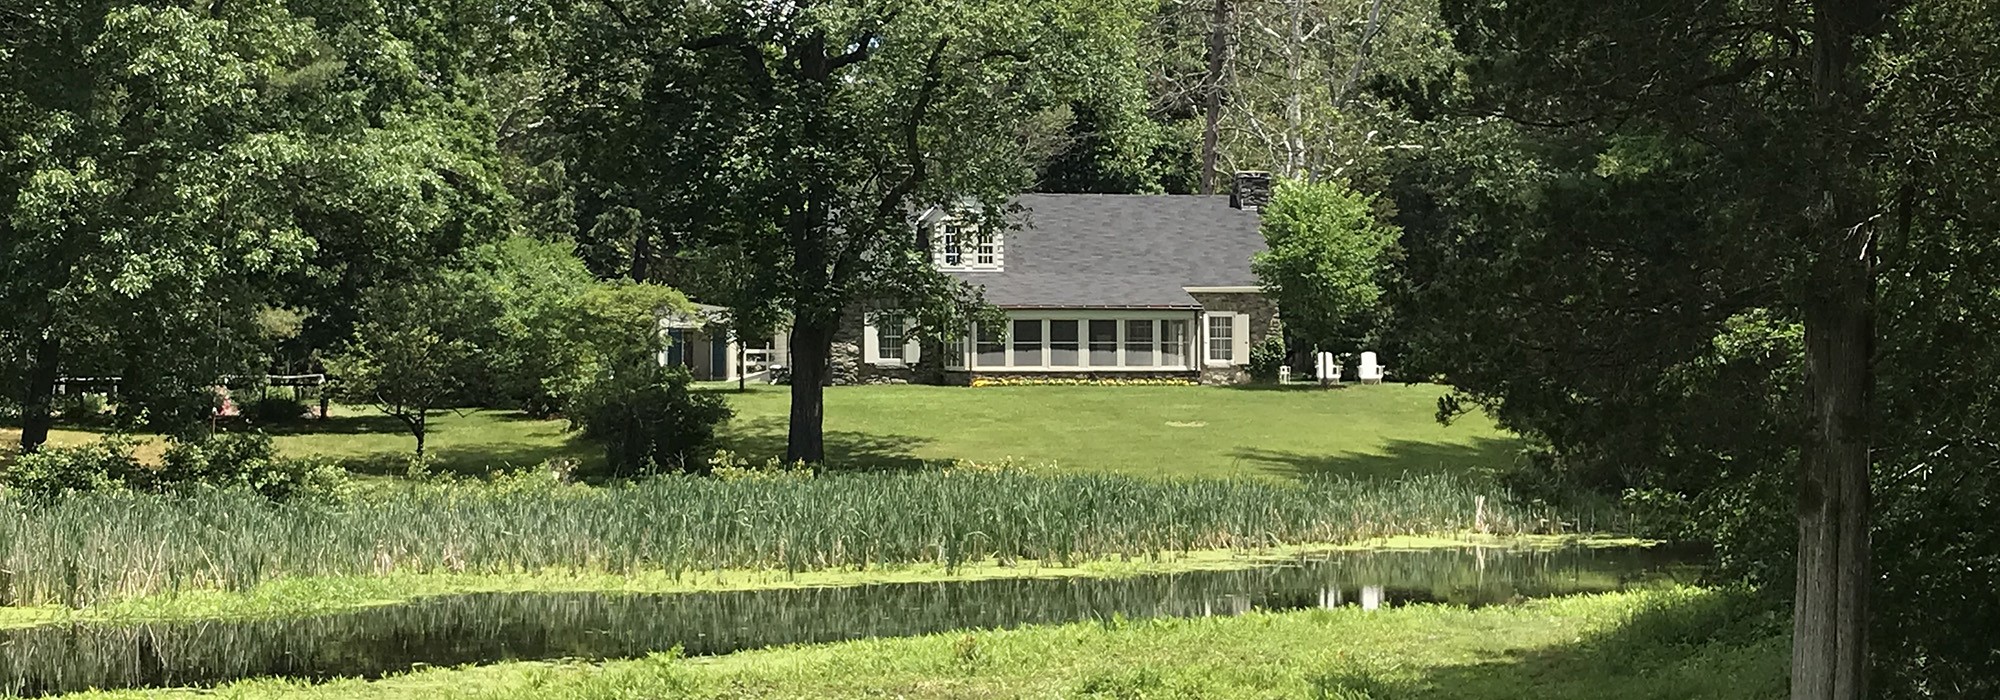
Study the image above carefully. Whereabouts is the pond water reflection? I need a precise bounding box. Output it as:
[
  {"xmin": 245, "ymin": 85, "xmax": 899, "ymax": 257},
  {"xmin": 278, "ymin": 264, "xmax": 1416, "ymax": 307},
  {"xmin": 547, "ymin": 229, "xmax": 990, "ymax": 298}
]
[{"xmin": 0, "ymin": 545, "xmax": 1701, "ymax": 696}]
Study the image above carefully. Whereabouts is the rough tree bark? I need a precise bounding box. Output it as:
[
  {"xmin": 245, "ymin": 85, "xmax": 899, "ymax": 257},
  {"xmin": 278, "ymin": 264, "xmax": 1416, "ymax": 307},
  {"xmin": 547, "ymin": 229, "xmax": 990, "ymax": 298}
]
[
  {"xmin": 1199, "ymin": 0, "xmax": 1231, "ymax": 194},
  {"xmin": 785, "ymin": 319, "xmax": 833, "ymax": 463},
  {"xmin": 17, "ymin": 336, "xmax": 62, "ymax": 455},
  {"xmin": 1792, "ymin": 0, "xmax": 1879, "ymax": 697}
]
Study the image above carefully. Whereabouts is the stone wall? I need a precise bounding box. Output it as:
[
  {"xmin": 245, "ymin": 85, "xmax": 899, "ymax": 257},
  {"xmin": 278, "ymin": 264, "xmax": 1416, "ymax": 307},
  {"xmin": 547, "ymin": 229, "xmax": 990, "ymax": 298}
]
[
  {"xmin": 1188, "ymin": 291, "xmax": 1278, "ymax": 386},
  {"xmin": 834, "ymin": 305, "xmax": 935, "ymax": 385}
]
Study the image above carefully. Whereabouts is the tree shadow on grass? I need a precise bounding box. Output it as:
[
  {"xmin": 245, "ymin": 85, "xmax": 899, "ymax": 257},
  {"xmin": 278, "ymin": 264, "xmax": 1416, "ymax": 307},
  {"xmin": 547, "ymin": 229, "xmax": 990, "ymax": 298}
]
[
  {"xmin": 1232, "ymin": 436, "xmax": 1524, "ymax": 481},
  {"xmin": 722, "ymin": 416, "xmax": 935, "ymax": 471},
  {"xmin": 1220, "ymin": 382, "xmax": 1355, "ymax": 392},
  {"xmin": 1307, "ymin": 587, "xmax": 1786, "ymax": 700},
  {"xmin": 249, "ymin": 413, "xmax": 409, "ymax": 436}
]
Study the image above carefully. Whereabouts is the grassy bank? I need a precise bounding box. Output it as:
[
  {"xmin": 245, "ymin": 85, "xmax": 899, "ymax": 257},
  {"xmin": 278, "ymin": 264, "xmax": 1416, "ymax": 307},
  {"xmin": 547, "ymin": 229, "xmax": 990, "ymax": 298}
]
[
  {"xmin": 55, "ymin": 587, "xmax": 1785, "ymax": 700},
  {"xmin": 0, "ymin": 470, "xmax": 1620, "ymax": 610},
  {"xmin": 0, "ymin": 534, "xmax": 1650, "ymax": 629}
]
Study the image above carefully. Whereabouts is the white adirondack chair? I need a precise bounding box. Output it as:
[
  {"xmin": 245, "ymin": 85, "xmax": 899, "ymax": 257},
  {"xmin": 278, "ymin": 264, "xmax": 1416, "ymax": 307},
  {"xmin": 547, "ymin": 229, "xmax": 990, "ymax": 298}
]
[
  {"xmin": 1316, "ymin": 351, "xmax": 1340, "ymax": 385},
  {"xmin": 1358, "ymin": 351, "xmax": 1385, "ymax": 384}
]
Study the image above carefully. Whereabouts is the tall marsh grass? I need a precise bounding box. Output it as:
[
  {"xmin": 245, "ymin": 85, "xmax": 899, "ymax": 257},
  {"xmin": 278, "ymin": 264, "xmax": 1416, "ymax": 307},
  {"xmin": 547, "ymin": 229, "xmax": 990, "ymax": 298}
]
[{"xmin": 0, "ymin": 470, "xmax": 1614, "ymax": 608}]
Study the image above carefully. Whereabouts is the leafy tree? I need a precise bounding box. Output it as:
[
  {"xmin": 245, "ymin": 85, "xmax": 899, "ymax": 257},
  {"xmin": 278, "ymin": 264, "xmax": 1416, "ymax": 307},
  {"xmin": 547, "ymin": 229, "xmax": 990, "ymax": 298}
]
[
  {"xmin": 327, "ymin": 275, "xmax": 498, "ymax": 458},
  {"xmin": 1252, "ymin": 179, "xmax": 1397, "ymax": 356},
  {"xmin": 0, "ymin": 1, "xmax": 506, "ymax": 453},
  {"xmin": 1387, "ymin": 0, "xmax": 2000, "ymax": 696},
  {"xmin": 551, "ymin": 0, "xmax": 1141, "ymax": 462}
]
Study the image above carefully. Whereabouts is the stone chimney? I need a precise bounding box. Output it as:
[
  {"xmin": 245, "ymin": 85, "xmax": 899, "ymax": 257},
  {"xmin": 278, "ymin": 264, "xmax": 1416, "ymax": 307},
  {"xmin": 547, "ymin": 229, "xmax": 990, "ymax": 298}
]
[{"xmin": 1230, "ymin": 171, "xmax": 1272, "ymax": 211}]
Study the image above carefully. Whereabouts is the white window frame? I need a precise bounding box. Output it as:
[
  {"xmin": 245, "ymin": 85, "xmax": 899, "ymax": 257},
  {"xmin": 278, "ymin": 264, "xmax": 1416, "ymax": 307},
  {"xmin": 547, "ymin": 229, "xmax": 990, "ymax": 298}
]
[
  {"xmin": 938, "ymin": 225, "xmax": 963, "ymax": 267},
  {"xmin": 976, "ymin": 232, "xmax": 997, "ymax": 267},
  {"xmin": 1205, "ymin": 312, "xmax": 1245, "ymax": 367},
  {"xmin": 932, "ymin": 216, "xmax": 1004, "ymax": 272},
  {"xmin": 966, "ymin": 311, "xmax": 1198, "ymax": 372},
  {"xmin": 864, "ymin": 314, "xmax": 919, "ymax": 366}
]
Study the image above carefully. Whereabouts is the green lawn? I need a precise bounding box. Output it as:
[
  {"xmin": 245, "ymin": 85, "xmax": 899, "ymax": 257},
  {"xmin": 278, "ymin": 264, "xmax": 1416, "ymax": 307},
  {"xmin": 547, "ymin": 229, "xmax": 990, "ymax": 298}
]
[
  {"xmin": 63, "ymin": 587, "xmax": 1785, "ymax": 700},
  {"xmin": 12, "ymin": 383, "xmax": 1515, "ymax": 481},
  {"xmin": 720, "ymin": 383, "xmax": 1514, "ymax": 480}
]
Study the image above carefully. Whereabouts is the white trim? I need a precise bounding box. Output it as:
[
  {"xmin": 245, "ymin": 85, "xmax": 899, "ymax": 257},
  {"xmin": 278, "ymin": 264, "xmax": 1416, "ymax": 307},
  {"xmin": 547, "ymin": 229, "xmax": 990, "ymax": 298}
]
[
  {"xmin": 1203, "ymin": 312, "xmax": 1242, "ymax": 367},
  {"xmin": 864, "ymin": 314, "xmax": 914, "ymax": 366},
  {"xmin": 932, "ymin": 215, "xmax": 1005, "ymax": 272},
  {"xmin": 1183, "ymin": 286, "xmax": 1262, "ymax": 294}
]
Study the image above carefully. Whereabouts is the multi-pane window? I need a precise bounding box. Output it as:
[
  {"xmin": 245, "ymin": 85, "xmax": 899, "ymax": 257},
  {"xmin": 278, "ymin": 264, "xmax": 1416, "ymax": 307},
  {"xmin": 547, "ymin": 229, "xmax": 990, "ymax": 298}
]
[
  {"xmin": 938, "ymin": 225, "xmax": 963, "ymax": 266},
  {"xmin": 1011, "ymin": 319, "xmax": 1043, "ymax": 366},
  {"xmin": 1088, "ymin": 320, "xmax": 1119, "ymax": 366},
  {"xmin": 976, "ymin": 233, "xmax": 997, "ymax": 266},
  {"xmin": 1161, "ymin": 320, "xmax": 1190, "ymax": 367},
  {"xmin": 975, "ymin": 323, "xmax": 1005, "ymax": 367},
  {"xmin": 1049, "ymin": 320, "xmax": 1080, "ymax": 366},
  {"xmin": 1124, "ymin": 320, "xmax": 1155, "ymax": 366},
  {"xmin": 1207, "ymin": 315, "xmax": 1235, "ymax": 363},
  {"xmin": 877, "ymin": 315, "xmax": 905, "ymax": 361}
]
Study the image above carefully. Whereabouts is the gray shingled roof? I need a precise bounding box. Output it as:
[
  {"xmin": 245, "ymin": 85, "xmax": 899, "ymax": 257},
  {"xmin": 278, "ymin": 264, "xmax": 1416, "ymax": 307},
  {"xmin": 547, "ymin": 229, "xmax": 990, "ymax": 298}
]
[{"xmin": 946, "ymin": 194, "xmax": 1265, "ymax": 308}]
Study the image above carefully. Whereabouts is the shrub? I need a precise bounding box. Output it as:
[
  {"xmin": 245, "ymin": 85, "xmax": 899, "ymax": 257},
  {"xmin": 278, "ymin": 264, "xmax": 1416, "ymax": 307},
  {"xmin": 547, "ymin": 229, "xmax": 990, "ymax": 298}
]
[
  {"xmin": 571, "ymin": 367, "xmax": 733, "ymax": 478},
  {"xmin": 1248, "ymin": 334, "xmax": 1289, "ymax": 382},
  {"xmin": 2, "ymin": 437, "xmax": 144, "ymax": 498},
  {"xmin": 241, "ymin": 396, "xmax": 311, "ymax": 425},
  {"xmin": 4, "ymin": 433, "xmax": 346, "ymax": 503},
  {"xmin": 151, "ymin": 433, "xmax": 348, "ymax": 502},
  {"xmin": 52, "ymin": 393, "xmax": 108, "ymax": 424}
]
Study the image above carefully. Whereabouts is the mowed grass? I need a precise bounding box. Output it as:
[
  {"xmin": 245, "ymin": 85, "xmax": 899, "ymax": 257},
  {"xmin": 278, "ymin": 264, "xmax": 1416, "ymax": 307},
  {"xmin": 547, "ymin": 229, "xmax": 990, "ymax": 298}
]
[
  {"xmin": 59, "ymin": 587, "xmax": 1786, "ymax": 700},
  {"xmin": 9, "ymin": 383, "xmax": 1514, "ymax": 481},
  {"xmin": 724, "ymin": 383, "xmax": 1513, "ymax": 481}
]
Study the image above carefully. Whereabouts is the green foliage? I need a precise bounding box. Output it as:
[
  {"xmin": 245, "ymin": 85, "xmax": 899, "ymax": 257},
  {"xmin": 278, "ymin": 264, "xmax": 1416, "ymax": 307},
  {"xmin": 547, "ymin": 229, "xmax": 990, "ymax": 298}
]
[
  {"xmin": 0, "ymin": 0, "xmax": 508, "ymax": 448},
  {"xmin": 475, "ymin": 238, "xmax": 599, "ymax": 416},
  {"xmin": 328, "ymin": 272, "xmax": 500, "ymax": 456},
  {"xmin": 1248, "ymin": 333, "xmax": 1290, "ymax": 382},
  {"xmin": 570, "ymin": 367, "xmax": 734, "ymax": 478},
  {"xmin": 1392, "ymin": 0, "xmax": 2000, "ymax": 693},
  {"xmin": 0, "ymin": 433, "xmax": 343, "ymax": 503},
  {"xmin": 150, "ymin": 433, "xmax": 347, "ymax": 503},
  {"xmin": 1, "ymin": 437, "xmax": 145, "ymax": 498},
  {"xmin": 1253, "ymin": 180, "xmax": 1399, "ymax": 352}
]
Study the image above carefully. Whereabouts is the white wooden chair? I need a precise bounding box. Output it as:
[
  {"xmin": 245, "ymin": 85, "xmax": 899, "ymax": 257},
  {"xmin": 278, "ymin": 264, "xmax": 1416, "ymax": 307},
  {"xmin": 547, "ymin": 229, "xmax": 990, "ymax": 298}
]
[{"xmin": 1359, "ymin": 351, "xmax": 1384, "ymax": 384}]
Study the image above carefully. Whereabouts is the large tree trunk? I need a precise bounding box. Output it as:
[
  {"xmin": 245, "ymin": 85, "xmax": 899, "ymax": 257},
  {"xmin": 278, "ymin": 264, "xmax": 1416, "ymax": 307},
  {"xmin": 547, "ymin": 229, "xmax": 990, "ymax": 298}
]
[
  {"xmin": 18, "ymin": 336, "xmax": 62, "ymax": 455},
  {"xmin": 1794, "ymin": 247, "xmax": 1873, "ymax": 700},
  {"xmin": 414, "ymin": 413, "xmax": 428, "ymax": 460},
  {"xmin": 785, "ymin": 319, "xmax": 834, "ymax": 463},
  {"xmin": 1199, "ymin": 0, "xmax": 1231, "ymax": 194},
  {"xmin": 1793, "ymin": 2, "xmax": 1877, "ymax": 697}
]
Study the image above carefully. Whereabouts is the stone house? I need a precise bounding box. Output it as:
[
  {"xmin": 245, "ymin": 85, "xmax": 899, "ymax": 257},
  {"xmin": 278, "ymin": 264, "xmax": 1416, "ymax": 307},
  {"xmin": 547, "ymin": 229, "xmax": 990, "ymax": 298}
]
[{"xmin": 838, "ymin": 173, "xmax": 1279, "ymax": 386}]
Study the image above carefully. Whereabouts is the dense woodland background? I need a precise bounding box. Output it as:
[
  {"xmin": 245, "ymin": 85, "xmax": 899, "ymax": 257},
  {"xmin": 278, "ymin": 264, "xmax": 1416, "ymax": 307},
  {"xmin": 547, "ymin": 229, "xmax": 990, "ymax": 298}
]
[{"xmin": 4, "ymin": 0, "xmax": 1999, "ymax": 697}]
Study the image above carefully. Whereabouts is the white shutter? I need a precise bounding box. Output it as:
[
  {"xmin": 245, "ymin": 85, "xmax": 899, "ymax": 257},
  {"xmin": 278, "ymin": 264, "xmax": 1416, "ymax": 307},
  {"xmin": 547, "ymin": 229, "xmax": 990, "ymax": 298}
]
[
  {"xmin": 863, "ymin": 320, "xmax": 882, "ymax": 363},
  {"xmin": 1231, "ymin": 313, "xmax": 1251, "ymax": 365},
  {"xmin": 903, "ymin": 319, "xmax": 921, "ymax": 362}
]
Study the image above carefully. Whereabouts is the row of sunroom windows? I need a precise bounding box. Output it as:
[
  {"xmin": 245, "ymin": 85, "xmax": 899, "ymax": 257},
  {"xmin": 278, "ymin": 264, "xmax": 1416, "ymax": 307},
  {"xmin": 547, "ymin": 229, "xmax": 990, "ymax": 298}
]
[{"xmin": 874, "ymin": 316, "xmax": 1239, "ymax": 369}]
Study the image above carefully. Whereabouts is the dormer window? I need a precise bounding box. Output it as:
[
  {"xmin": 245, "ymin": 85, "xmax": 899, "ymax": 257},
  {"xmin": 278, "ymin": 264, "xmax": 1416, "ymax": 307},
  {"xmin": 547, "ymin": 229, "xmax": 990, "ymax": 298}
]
[
  {"xmin": 939, "ymin": 225, "xmax": 963, "ymax": 266},
  {"xmin": 976, "ymin": 233, "xmax": 996, "ymax": 266},
  {"xmin": 933, "ymin": 217, "xmax": 1002, "ymax": 271}
]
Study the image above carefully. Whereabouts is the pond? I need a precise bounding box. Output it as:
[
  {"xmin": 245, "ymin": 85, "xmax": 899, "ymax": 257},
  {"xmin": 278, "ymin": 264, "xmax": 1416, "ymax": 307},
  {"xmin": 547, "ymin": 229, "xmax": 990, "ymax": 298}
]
[{"xmin": 0, "ymin": 545, "xmax": 1701, "ymax": 696}]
